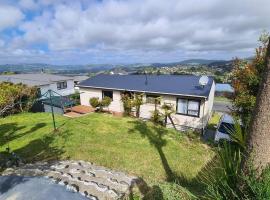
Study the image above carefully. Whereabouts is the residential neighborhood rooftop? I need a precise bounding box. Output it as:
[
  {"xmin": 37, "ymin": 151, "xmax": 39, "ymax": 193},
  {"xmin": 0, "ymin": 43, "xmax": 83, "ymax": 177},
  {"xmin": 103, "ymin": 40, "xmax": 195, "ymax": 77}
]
[
  {"xmin": 79, "ymin": 74, "xmax": 214, "ymax": 98},
  {"xmin": 0, "ymin": 73, "xmax": 73, "ymax": 86}
]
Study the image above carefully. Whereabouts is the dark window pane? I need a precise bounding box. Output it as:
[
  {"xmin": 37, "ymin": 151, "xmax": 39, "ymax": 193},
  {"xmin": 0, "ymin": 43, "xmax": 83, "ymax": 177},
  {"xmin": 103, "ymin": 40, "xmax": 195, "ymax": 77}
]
[
  {"xmin": 57, "ymin": 81, "xmax": 67, "ymax": 90},
  {"xmin": 102, "ymin": 90, "xmax": 113, "ymax": 100}
]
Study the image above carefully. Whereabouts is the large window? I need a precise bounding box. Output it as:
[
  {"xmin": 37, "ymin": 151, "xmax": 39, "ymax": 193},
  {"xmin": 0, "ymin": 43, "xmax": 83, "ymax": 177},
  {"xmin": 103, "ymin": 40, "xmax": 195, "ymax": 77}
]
[
  {"xmin": 102, "ymin": 90, "xmax": 113, "ymax": 100},
  {"xmin": 146, "ymin": 94, "xmax": 161, "ymax": 104},
  {"xmin": 57, "ymin": 81, "xmax": 67, "ymax": 90},
  {"xmin": 176, "ymin": 98, "xmax": 200, "ymax": 117}
]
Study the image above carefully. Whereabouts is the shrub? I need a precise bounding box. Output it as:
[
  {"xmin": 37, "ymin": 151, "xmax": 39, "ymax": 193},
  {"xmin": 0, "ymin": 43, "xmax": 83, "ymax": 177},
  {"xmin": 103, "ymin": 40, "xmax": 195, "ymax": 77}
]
[
  {"xmin": 100, "ymin": 96, "xmax": 112, "ymax": 109},
  {"xmin": 150, "ymin": 110, "xmax": 164, "ymax": 125},
  {"xmin": 89, "ymin": 97, "xmax": 112, "ymax": 112},
  {"xmin": 133, "ymin": 93, "xmax": 143, "ymax": 118},
  {"xmin": 70, "ymin": 92, "xmax": 80, "ymax": 105},
  {"xmin": 121, "ymin": 94, "xmax": 133, "ymax": 116},
  {"xmin": 89, "ymin": 97, "xmax": 100, "ymax": 109}
]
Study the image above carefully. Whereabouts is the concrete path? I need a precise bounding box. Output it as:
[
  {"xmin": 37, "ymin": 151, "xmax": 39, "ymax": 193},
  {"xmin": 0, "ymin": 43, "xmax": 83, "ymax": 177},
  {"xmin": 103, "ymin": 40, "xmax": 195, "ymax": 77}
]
[
  {"xmin": 213, "ymin": 101, "xmax": 232, "ymax": 113},
  {"xmin": 1, "ymin": 160, "xmax": 139, "ymax": 200}
]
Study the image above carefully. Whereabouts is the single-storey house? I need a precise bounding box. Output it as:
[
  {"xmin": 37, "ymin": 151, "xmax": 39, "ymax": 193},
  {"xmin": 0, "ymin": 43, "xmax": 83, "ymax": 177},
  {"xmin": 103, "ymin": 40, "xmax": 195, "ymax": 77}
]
[
  {"xmin": 0, "ymin": 73, "xmax": 75, "ymax": 97},
  {"xmin": 78, "ymin": 74, "xmax": 215, "ymax": 131},
  {"xmin": 0, "ymin": 73, "xmax": 75, "ymax": 113}
]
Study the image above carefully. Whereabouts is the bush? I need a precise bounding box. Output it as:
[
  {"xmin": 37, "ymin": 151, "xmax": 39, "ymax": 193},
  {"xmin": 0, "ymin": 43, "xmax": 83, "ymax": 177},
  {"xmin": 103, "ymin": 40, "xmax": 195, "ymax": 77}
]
[
  {"xmin": 70, "ymin": 92, "xmax": 80, "ymax": 105},
  {"xmin": 121, "ymin": 94, "xmax": 133, "ymax": 116},
  {"xmin": 150, "ymin": 110, "xmax": 164, "ymax": 125},
  {"xmin": 89, "ymin": 97, "xmax": 100, "ymax": 109},
  {"xmin": 100, "ymin": 96, "xmax": 112, "ymax": 108},
  {"xmin": 89, "ymin": 97, "xmax": 112, "ymax": 112}
]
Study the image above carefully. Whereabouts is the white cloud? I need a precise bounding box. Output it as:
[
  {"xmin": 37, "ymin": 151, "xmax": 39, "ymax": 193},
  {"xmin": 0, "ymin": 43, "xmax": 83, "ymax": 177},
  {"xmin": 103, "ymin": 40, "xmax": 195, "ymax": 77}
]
[
  {"xmin": 0, "ymin": 5, "xmax": 24, "ymax": 30},
  {"xmin": 19, "ymin": 0, "xmax": 39, "ymax": 10},
  {"xmin": 1, "ymin": 0, "xmax": 270, "ymax": 64}
]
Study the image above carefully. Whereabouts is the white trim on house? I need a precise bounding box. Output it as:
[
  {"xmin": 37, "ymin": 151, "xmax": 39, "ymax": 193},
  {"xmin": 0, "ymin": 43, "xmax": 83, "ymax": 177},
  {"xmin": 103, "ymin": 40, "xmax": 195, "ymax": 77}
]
[{"xmin": 78, "ymin": 85, "xmax": 208, "ymax": 99}]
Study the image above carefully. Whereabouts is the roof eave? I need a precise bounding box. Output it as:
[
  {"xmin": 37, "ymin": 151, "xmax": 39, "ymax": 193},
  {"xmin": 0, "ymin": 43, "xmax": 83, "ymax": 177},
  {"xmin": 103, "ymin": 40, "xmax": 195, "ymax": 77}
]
[{"xmin": 78, "ymin": 85, "xmax": 208, "ymax": 99}]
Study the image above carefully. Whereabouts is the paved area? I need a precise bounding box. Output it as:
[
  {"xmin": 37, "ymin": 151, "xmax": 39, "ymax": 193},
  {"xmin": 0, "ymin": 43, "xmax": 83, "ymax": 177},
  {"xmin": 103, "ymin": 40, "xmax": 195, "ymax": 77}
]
[
  {"xmin": 213, "ymin": 101, "xmax": 232, "ymax": 113},
  {"xmin": 1, "ymin": 160, "xmax": 139, "ymax": 200},
  {"xmin": 0, "ymin": 176, "xmax": 88, "ymax": 200},
  {"xmin": 64, "ymin": 111, "xmax": 85, "ymax": 118},
  {"xmin": 67, "ymin": 105, "xmax": 95, "ymax": 114}
]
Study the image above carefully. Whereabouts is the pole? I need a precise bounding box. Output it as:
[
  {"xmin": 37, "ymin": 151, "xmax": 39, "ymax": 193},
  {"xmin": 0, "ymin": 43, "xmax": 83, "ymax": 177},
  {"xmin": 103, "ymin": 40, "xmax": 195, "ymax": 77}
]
[{"xmin": 49, "ymin": 90, "xmax": 56, "ymax": 131}]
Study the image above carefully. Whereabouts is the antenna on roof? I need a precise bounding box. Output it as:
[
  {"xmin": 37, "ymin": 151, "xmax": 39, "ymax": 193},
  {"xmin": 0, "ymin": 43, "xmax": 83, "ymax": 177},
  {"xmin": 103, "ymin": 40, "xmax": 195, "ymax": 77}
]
[
  {"xmin": 144, "ymin": 71, "xmax": 148, "ymax": 85},
  {"xmin": 199, "ymin": 75, "xmax": 209, "ymax": 88}
]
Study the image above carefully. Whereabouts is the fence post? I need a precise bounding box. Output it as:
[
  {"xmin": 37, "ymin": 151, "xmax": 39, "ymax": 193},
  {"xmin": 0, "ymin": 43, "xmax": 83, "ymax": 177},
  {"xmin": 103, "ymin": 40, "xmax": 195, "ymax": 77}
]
[{"xmin": 49, "ymin": 89, "xmax": 56, "ymax": 131}]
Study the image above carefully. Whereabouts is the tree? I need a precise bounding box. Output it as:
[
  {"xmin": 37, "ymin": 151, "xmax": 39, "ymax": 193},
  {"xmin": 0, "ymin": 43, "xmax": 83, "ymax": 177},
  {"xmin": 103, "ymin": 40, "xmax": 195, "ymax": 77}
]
[
  {"xmin": 232, "ymin": 31, "xmax": 269, "ymax": 127},
  {"xmin": 242, "ymin": 36, "xmax": 270, "ymax": 174},
  {"xmin": 161, "ymin": 104, "xmax": 177, "ymax": 130},
  {"xmin": 0, "ymin": 82, "xmax": 37, "ymax": 116},
  {"xmin": 132, "ymin": 93, "xmax": 143, "ymax": 118},
  {"xmin": 100, "ymin": 96, "xmax": 112, "ymax": 111},
  {"xmin": 121, "ymin": 94, "xmax": 133, "ymax": 116}
]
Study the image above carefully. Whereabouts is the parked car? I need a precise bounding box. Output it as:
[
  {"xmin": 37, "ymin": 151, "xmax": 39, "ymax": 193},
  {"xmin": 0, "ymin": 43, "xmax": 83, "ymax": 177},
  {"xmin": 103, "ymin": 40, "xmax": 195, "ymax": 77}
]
[{"xmin": 214, "ymin": 114, "xmax": 238, "ymax": 143}]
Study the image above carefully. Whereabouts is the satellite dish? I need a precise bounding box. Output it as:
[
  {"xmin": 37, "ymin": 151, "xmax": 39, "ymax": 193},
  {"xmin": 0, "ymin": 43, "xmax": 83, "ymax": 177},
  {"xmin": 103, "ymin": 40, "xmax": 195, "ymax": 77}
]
[{"xmin": 199, "ymin": 75, "xmax": 209, "ymax": 87}]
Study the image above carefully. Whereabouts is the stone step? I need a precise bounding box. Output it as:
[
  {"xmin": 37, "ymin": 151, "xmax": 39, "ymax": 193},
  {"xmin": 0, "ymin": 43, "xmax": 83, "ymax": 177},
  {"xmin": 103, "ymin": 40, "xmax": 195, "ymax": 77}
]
[{"xmin": 1, "ymin": 160, "xmax": 139, "ymax": 200}]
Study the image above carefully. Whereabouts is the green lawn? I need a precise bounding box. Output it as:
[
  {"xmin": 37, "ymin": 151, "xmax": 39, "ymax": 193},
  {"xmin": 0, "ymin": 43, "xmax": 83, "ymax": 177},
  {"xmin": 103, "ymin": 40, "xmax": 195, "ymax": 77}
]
[
  {"xmin": 214, "ymin": 96, "xmax": 232, "ymax": 103},
  {"xmin": 207, "ymin": 112, "xmax": 221, "ymax": 130},
  {"xmin": 0, "ymin": 112, "xmax": 215, "ymax": 198}
]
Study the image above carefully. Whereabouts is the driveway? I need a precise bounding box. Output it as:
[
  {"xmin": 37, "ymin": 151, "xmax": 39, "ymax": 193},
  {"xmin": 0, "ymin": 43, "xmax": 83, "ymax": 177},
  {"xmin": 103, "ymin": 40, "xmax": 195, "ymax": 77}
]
[
  {"xmin": 0, "ymin": 176, "xmax": 88, "ymax": 200},
  {"xmin": 213, "ymin": 101, "xmax": 232, "ymax": 113}
]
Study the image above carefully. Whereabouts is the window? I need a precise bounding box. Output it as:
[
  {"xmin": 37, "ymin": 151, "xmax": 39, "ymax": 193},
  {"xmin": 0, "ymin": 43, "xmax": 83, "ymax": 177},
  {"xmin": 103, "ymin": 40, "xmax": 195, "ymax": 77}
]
[
  {"xmin": 57, "ymin": 81, "xmax": 67, "ymax": 90},
  {"xmin": 36, "ymin": 88, "xmax": 42, "ymax": 98},
  {"xmin": 176, "ymin": 98, "xmax": 200, "ymax": 117},
  {"xmin": 102, "ymin": 90, "xmax": 113, "ymax": 100},
  {"xmin": 146, "ymin": 94, "xmax": 161, "ymax": 104}
]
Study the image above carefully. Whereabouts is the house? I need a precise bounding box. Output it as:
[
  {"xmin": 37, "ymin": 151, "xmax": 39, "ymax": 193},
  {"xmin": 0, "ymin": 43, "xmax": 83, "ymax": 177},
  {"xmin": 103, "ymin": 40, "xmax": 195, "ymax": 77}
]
[
  {"xmin": 0, "ymin": 73, "xmax": 75, "ymax": 97},
  {"xmin": 78, "ymin": 74, "xmax": 215, "ymax": 131},
  {"xmin": 73, "ymin": 75, "xmax": 89, "ymax": 91},
  {"xmin": 0, "ymin": 73, "xmax": 75, "ymax": 113}
]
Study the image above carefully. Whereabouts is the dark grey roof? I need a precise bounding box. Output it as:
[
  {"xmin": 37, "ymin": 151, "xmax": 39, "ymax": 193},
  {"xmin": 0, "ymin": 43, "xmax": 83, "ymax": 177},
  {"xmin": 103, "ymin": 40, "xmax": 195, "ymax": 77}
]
[
  {"xmin": 0, "ymin": 73, "xmax": 73, "ymax": 86},
  {"xmin": 73, "ymin": 75, "xmax": 89, "ymax": 82},
  {"xmin": 79, "ymin": 74, "xmax": 214, "ymax": 98}
]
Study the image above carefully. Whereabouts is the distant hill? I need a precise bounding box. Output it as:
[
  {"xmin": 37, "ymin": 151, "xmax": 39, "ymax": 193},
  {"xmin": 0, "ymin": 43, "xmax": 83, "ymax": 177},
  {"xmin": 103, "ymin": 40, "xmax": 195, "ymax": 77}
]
[
  {"xmin": 179, "ymin": 59, "xmax": 227, "ymax": 65},
  {"xmin": 1, "ymin": 58, "xmax": 252, "ymax": 74}
]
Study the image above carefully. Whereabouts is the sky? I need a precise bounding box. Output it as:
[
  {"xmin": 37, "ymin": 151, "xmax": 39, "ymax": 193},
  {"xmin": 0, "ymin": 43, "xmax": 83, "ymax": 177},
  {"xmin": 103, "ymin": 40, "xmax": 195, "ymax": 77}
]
[{"xmin": 0, "ymin": 0, "xmax": 269, "ymax": 65}]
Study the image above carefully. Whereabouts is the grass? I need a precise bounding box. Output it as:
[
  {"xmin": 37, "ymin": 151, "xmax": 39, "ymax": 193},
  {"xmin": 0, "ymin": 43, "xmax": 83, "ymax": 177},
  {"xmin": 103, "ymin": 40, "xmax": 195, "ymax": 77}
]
[
  {"xmin": 0, "ymin": 112, "xmax": 215, "ymax": 198},
  {"xmin": 214, "ymin": 96, "xmax": 232, "ymax": 103},
  {"xmin": 207, "ymin": 112, "xmax": 221, "ymax": 130}
]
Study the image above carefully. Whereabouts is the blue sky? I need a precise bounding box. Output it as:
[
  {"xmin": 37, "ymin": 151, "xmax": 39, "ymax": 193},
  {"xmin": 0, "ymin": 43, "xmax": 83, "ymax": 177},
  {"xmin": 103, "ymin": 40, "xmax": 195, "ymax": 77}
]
[{"xmin": 0, "ymin": 0, "xmax": 269, "ymax": 65}]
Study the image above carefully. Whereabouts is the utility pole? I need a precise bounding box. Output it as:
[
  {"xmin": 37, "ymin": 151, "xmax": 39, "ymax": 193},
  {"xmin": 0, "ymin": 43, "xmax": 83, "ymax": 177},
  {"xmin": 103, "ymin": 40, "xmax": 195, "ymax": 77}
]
[{"xmin": 49, "ymin": 90, "xmax": 56, "ymax": 131}]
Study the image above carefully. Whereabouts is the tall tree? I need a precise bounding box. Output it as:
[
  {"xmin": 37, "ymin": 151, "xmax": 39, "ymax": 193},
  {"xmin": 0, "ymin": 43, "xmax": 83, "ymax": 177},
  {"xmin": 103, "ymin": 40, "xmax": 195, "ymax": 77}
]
[
  {"xmin": 232, "ymin": 32, "xmax": 269, "ymax": 126},
  {"xmin": 243, "ymin": 36, "xmax": 270, "ymax": 174}
]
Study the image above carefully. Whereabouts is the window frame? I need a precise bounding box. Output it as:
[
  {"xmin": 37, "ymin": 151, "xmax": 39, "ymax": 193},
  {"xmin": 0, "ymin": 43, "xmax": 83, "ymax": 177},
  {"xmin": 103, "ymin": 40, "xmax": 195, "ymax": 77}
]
[
  {"xmin": 102, "ymin": 90, "xmax": 113, "ymax": 100},
  {"xmin": 146, "ymin": 94, "xmax": 161, "ymax": 105},
  {"xmin": 176, "ymin": 98, "xmax": 201, "ymax": 117},
  {"xmin": 57, "ymin": 81, "xmax": 67, "ymax": 90}
]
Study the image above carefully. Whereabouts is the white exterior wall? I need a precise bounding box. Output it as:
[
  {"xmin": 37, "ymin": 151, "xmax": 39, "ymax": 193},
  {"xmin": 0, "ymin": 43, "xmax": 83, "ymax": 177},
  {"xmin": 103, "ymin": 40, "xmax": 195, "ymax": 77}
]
[
  {"xmin": 39, "ymin": 80, "xmax": 75, "ymax": 97},
  {"xmin": 80, "ymin": 88, "xmax": 123, "ymax": 112},
  {"xmin": 79, "ymin": 82, "xmax": 215, "ymax": 130}
]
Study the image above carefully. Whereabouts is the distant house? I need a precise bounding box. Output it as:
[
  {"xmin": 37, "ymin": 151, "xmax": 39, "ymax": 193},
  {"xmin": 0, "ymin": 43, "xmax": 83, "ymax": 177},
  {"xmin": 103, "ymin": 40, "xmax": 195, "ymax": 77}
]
[
  {"xmin": 72, "ymin": 75, "xmax": 89, "ymax": 91},
  {"xmin": 78, "ymin": 74, "xmax": 215, "ymax": 131},
  {"xmin": 0, "ymin": 73, "xmax": 75, "ymax": 113},
  {"xmin": 0, "ymin": 73, "xmax": 75, "ymax": 97}
]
